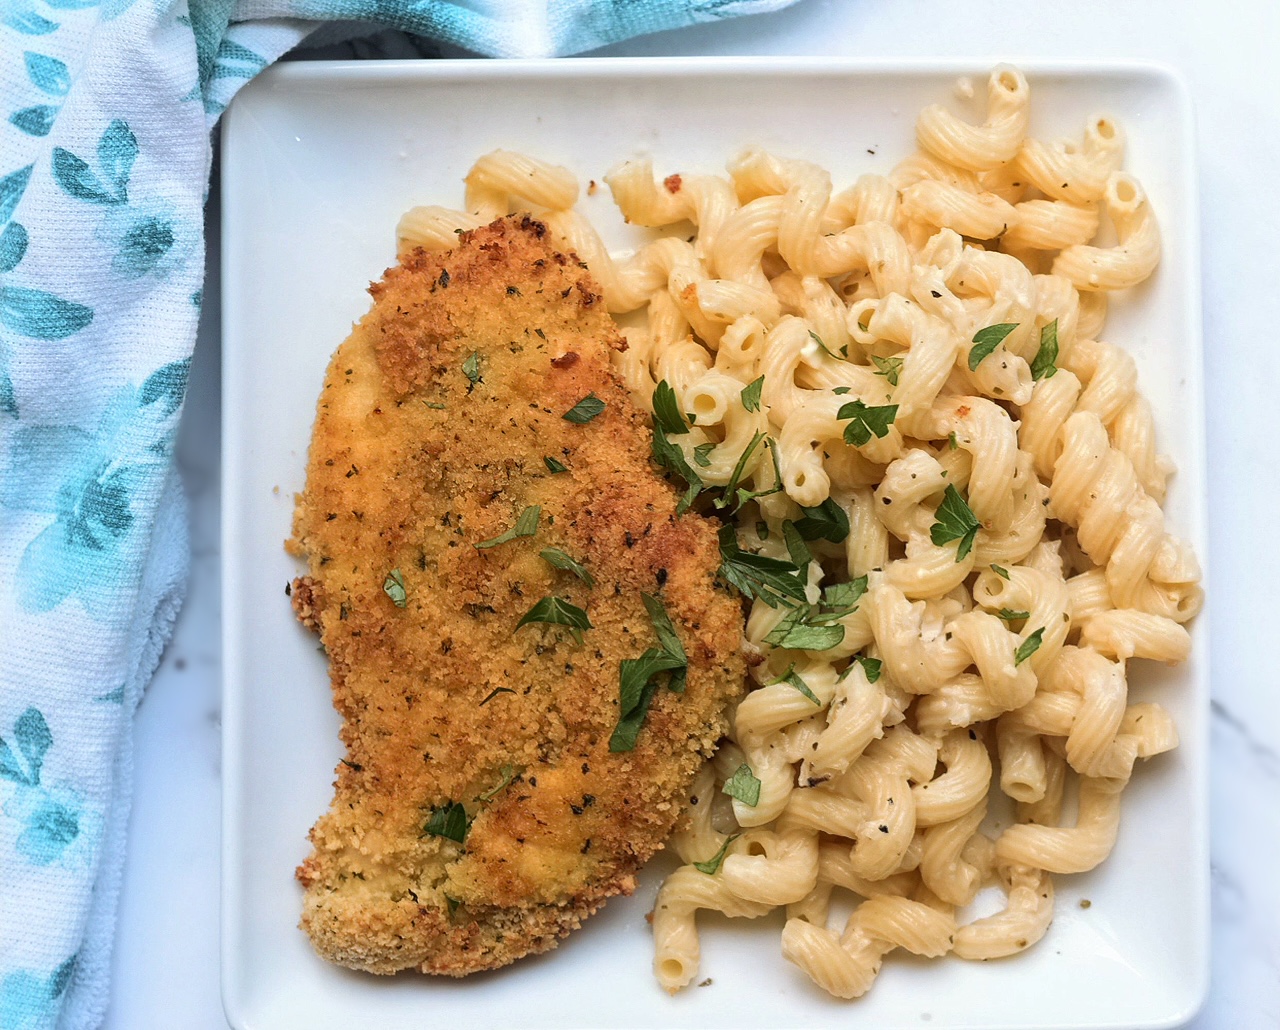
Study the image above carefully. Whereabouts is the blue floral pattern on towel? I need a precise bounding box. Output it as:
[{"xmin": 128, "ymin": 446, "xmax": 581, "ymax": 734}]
[
  {"xmin": 0, "ymin": 710, "xmax": 81, "ymax": 867},
  {"xmin": 0, "ymin": 1, "xmax": 798, "ymax": 1027}
]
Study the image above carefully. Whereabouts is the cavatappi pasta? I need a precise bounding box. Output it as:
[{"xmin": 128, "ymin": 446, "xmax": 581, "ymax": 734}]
[{"xmin": 395, "ymin": 64, "xmax": 1201, "ymax": 1001}]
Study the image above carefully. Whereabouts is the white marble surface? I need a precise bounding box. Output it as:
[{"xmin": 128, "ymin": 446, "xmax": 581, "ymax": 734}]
[{"xmin": 104, "ymin": 1, "xmax": 1280, "ymax": 1026}]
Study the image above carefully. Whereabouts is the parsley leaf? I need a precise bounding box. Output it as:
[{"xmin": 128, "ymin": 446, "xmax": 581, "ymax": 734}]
[
  {"xmin": 608, "ymin": 680, "xmax": 658, "ymax": 752},
  {"xmin": 618, "ymin": 648, "xmax": 685, "ymax": 718},
  {"xmin": 722, "ymin": 764, "xmax": 762, "ymax": 807},
  {"xmin": 930, "ymin": 484, "xmax": 980, "ymax": 561},
  {"xmin": 762, "ymin": 575, "xmax": 864, "ymax": 651},
  {"xmin": 853, "ymin": 654, "xmax": 882, "ymax": 683},
  {"xmin": 782, "ymin": 520, "xmax": 812, "ymax": 574},
  {"xmin": 544, "ymin": 455, "xmax": 568, "ymax": 474},
  {"xmin": 610, "ymin": 596, "xmax": 690, "ymax": 749},
  {"xmin": 768, "ymin": 663, "xmax": 822, "ymax": 705},
  {"xmin": 722, "ymin": 435, "xmax": 784, "ymax": 512},
  {"xmin": 563, "ymin": 394, "xmax": 606, "ymax": 424},
  {"xmin": 794, "ymin": 497, "xmax": 851, "ymax": 543},
  {"xmin": 693, "ymin": 442, "xmax": 715, "ymax": 467},
  {"xmin": 516, "ymin": 596, "xmax": 593, "ymax": 638},
  {"xmin": 997, "ymin": 608, "xmax": 1031, "ymax": 621},
  {"xmin": 991, "ymin": 563, "xmax": 1011, "ymax": 580},
  {"xmin": 475, "ymin": 505, "xmax": 541, "ymax": 549},
  {"xmin": 948, "ymin": 431, "xmax": 959, "ymax": 451},
  {"xmin": 652, "ymin": 380, "xmax": 690, "ymax": 435},
  {"xmin": 462, "ymin": 351, "xmax": 481, "ymax": 390},
  {"xmin": 1031, "ymin": 319, "xmax": 1059, "ymax": 381},
  {"xmin": 477, "ymin": 765, "xmax": 518, "ymax": 803},
  {"xmin": 968, "ymin": 323, "xmax": 1019, "ymax": 372},
  {"xmin": 539, "ymin": 547, "xmax": 595, "ymax": 587},
  {"xmin": 642, "ymin": 593, "xmax": 687, "ymax": 670},
  {"xmin": 838, "ymin": 399, "xmax": 898, "ymax": 446},
  {"xmin": 713, "ymin": 431, "xmax": 767, "ymax": 511},
  {"xmin": 383, "ymin": 568, "xmax": 407, "ymax": 608},
  {"xmin": 1014, "ymin": 627, "xmax": 1045, "ymax": 666},
  {"xmin": 765, "ymin": 608, "xmax": 844, "ymax": 651},
  {"xmin": 651, "ymin": 421, "xmax": 704, "ymax": 514},
  {"xmin": 716, "ymin": 525, "xmax": 809, "ymax": 608},
  {"xmin": 693, "ymin": 834, "xmax": 740, "ymax": 875},
  {"xmin": 741, "ymin": 375, "xmax": 765, "ymax": 413},
  {"xmin": 871, "ymin": 354, "xmax": 903, "ymax": 387},
  {"xmin": 832, "ymin": 386, "xmax": 852, "ymax": 395},
  {"xmin": 610, "ymin": 647, "xmax": 684, "ymax": 752},
  {"xmin": 808, "ymin": 330, "xmax": 842, "ymax": 360},
  {"xmin": 423, "ymin": 801, "xmax": 469, "ymax": 844},
  {"xmin": 823, "ymin": 576, "xmax": 868, "ymax": 609}
]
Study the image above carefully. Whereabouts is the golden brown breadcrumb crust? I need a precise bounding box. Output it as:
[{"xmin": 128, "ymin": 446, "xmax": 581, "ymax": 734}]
[{"xmin": 288, "ymin": 215, "xmax": 746, "ymax": 977}]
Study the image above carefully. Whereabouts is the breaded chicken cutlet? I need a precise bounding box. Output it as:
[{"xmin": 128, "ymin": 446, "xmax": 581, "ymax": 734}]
[{"xmin": 288, "ymin": 215, "xmax": 747, "ymax": 976}]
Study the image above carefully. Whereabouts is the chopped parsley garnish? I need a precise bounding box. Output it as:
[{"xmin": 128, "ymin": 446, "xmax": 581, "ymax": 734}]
[
  {"xmin": 423, "ymin": 801, "xmax": 468, "ymax": 844},
  {"xmin": 642, "ymin": 593, "xmax": 687, "ymax": 679},
  {"xmin": 610, "ymin": 648, "xmax": 684, "ymax": 752},
  {"xmin": 968, "ymin": 323, "xmax": 1019, "ymax": 371},
  {"xmin": 838, "ymin": 399, "xmax": 898, "ymax": 446},
  {"xmin": 1031, "ymin": 318, "xmax": 1059, "ymax": 381},
  {"xmin": 997, "ymin": 608, "xmax": 1031, "ymax": 622},
  {"xmin": 544, "ymin": 455, "xmax": 569, "ymax": 474},
  {"xmin": 1014, "ymin": 627, "xmax": 1045, "ymax": 666},
  {"xmin": 713, "ymin": 431, "xmax": 767, "ymax": 511},
  {"xmin": 930, "ymin": 484, "xmax": 980, "ymax": 561},
  {"xmin": 651, "ymin": 421, "xmax": 705, "ymax": 514},
  {"xmin": 793, "ymin": 497, "xmax": 851, "ymax": 543},
  {"xmin": 765, "ymin": 608, "xmax": 842, "ymax": 652},
  {"xmin": 756, "ymin": 521, "xmax": 770, "ymax": 540},
  {"xmin": 768, "ymin": 663, "xmax": 821, "ymax": 705},
  {"xmin": 563, "ymin": 393, "xmax": 606, "ymax": 424},
  {"xmin": 462, "ymin": 351, "xmax": 481, "ymax": 390},
  {"xmin": 852, "ymin": 654, "xmax": 883, "ymax": 683},
  {"xmin": 722, "ymin": 763, "xmax": 762, "ymax": 807},
  {"xmin": 718, "ymin": 435, "xmax": 784, "ymax": 513},
  {"xmin": 693, "ymin": 834, "xmax": 740, "ymax": 875},
  {"xmin": 516, "ymin": 596, "xmax": 592, "ymax": 640},
  {"xmin": 479, "ymin": 686, "xmax": 515, "ymax": 706},
  {"xmin": 808, "ymin": 330, "xmax": 843, "ymax": 359},
  {"xmin": 741, "ymin": 375, "xmax": 765, "ymax": 413},
  {"xmin": 871, "ymin": 354, "xmax": 903, "ymax": 386},
  {"xmin": 782, "ymin": 520, "xmax": 812, "ymax": 575},
  {"xmin": 693, "ymin": 442, "xmax": 715, "ymax": 467},
  {"xmin": 824, "ymin": 576, "xmax": 869, "ymax": 608},
  {"xmin": 539, "ymin": 547, "xmax": 595, "ymax": 587},
  {"xmin": 445, "ymin": 895, "xmax": 461, "ymax": 916},
  {"xmin": 948, "ymin": 431, "xmax": 959, "ymax": 451},
  {"xmin": 383, "ymin": 568, "xmax": 407, "ymax": 608},
  {"xmin": 716, "ymin": 525, "xmax": 809, "ymax": 608},
  {"xmin": 991, "ymin": 563, "xmax": 1011, "ymax": 580},
  {"xmin": 475, "ymin": 505, "xmax": 540, "ymax": 549},
  {"xmin": 652, "ymin": 380, "xmax": 690, "ymax": 435},
  {"xmin": 477, "ymin": 765, "xmax": 518, "ymax": 803},
  {"xmin": 424, "ymin": 401, "xmax": 447, "ymax": 410},
  {"xmin": 763, "ymin": 575, "xmax": 866, "ymax": 651},
  {"xmin": 608, "ymin": 594, "xmax": 689, "ymax": 751},
  {"xmin": 832, "ymin": 386, "xmax": 852, "ymax": 395}
]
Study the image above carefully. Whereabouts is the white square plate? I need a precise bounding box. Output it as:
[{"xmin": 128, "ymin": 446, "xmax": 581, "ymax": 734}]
[{"xmin": 221, "ymin": 58, "xmax": 1209, "ymax": 1030}]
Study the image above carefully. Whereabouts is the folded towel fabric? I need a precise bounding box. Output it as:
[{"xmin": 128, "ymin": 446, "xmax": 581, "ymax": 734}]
[{"xmin": 0, "ymin": 1, "xmax": 800, "ymax": 1027}]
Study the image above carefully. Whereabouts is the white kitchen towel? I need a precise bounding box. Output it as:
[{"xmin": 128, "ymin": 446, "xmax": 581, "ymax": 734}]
[{"xmin": 0, "ymin": 1, "xmax": 801, "ymax": 1027}]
